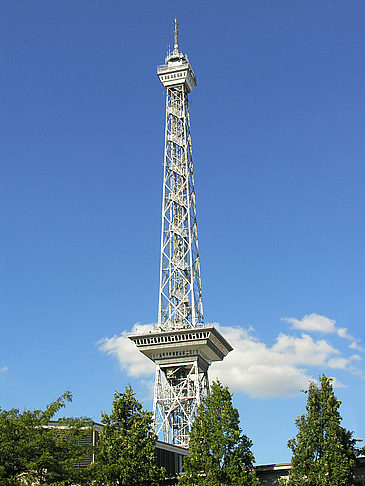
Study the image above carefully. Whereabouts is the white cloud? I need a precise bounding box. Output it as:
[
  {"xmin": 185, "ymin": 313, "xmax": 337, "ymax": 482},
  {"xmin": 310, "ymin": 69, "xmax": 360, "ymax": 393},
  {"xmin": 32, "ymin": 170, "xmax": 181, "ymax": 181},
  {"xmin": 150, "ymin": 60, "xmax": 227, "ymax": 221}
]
[
  {"xmin": 327, "ymin": 354, "xmax": 362, "ymax": 370},
  {"xmin": 337, "ymin": 327, "xmax": 353, "ymax": 340},
  {"xmin": 0, "ymin": 365, "xmax": 8, "ymax": 374},
  {"xmin": 349, "ymin": 341, "xmax": 364, "ymax": 352},
  {"xmin": 209, "ymin": 324, "xmax": 342, "ymax": 398},
  {"xmin": 282, "ymin": 313, "xmax": 360, "ymax": 349},
  {"xmin": 211, "ymin": 360, "xmax": 311, "ymax": 398},
  {"xmin": 98, "ymin": 315, "xmax": 363, "ymax": 399},
  {"xmin": 97, "ymin": 323, "xmax": 155, "ymax": 378},
  {"xmin": 272, "ymin": 333, "xmax": 339, "ymax": 366},
  {"xmin": 283, "ymin": 314, "xmax": 337, "ymax": 333}
]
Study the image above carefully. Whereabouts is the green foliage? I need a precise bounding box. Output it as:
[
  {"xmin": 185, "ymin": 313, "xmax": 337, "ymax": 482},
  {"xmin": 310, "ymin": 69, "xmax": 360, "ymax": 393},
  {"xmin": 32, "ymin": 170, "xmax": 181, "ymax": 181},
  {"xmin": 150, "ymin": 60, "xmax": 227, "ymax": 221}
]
[
  {"xmin": 93, "ymin": 385, "xmax": 165, "ymax": 486},
  {"xmin": 0, "ymin": 408, "xmax": 29, "ymax": 485},
  {"xmin": 179, "ymin": 380, "xmax": 258, "ymax": 486},
  {"xmin": 285, "ymin": 375, "xmax": 359, "ymax": 486},
  {"xmin": 0, "ymin": 391, "xmax": 93, "ymax": 485}
]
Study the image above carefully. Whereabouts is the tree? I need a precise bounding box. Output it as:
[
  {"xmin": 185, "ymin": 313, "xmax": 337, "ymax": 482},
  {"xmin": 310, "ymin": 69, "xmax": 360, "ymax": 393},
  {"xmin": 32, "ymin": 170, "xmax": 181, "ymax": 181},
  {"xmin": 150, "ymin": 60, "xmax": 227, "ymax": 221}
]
[
  {"xmin": 179, "ymin": 380, "xmax": 258, "ymax": 486},
  {"xmin": 285, "ymin": 375, "xmax": 359, "ymax": 486},
  {"xmin": 0, "ymin": 408, "xmax": 29, "ymax": 485},
  {"xmin": 93, "ymin": 385, "xmax": 165, "ymax": 486},
  {"xmin": 0, "ymin": 391, "xmax": 93, "ymax": 485}
]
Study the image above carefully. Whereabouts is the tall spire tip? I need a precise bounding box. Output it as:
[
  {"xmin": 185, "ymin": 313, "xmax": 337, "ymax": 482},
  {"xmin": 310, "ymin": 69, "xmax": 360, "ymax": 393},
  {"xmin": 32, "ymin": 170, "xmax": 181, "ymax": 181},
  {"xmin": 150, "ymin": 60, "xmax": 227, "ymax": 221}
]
[{"xmin": 174, "ymin": 17, "xmax": 179, "ymax": 53}]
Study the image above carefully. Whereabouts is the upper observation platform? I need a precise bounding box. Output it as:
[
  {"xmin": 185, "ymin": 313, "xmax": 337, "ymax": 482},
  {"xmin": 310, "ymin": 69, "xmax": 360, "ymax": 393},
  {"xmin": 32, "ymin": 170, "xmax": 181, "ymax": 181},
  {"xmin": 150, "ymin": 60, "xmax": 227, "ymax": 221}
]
[{"xmin": 157, "ymin": 18, "xmax": 197, "ymax": 93}]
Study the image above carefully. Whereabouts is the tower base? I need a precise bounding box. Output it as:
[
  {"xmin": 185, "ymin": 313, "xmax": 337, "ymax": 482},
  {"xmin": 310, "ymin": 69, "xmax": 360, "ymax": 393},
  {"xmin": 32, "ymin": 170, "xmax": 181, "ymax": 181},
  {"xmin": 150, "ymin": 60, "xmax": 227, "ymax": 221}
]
[{"xmin": 153, "ymin": 358, "xmax": 209, "ymax": 448}]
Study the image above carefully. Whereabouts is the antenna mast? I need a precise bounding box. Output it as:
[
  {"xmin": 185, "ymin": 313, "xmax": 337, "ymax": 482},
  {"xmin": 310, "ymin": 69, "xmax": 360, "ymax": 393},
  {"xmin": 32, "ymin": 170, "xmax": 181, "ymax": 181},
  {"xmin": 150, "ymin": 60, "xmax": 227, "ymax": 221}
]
[{"xmin": 174, "ymin": 17, "xmax": 179, "ymax": 53}]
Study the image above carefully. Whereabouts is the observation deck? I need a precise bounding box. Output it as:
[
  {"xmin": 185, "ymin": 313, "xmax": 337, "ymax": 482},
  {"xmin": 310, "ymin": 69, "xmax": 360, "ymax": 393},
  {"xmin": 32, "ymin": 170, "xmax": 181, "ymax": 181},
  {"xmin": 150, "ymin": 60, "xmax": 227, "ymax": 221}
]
[
  {"xmin": 129, "ymin": 326, "xmax": 232, "ymax": 367},
  {"xmin": 157, "ymin": 19, "xmax": 196, "ymax": 93},
  {"xmin": 157, "ymin": 54, "xmax": 196, "ymax": 93}
]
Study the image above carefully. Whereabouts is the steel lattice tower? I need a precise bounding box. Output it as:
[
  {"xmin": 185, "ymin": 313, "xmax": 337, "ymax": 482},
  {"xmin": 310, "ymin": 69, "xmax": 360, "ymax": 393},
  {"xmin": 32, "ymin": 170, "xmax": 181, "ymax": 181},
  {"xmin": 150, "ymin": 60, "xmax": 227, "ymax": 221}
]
[{"xmin": 129, "ymin": 20, "xmax": 232, "ymax": 448}]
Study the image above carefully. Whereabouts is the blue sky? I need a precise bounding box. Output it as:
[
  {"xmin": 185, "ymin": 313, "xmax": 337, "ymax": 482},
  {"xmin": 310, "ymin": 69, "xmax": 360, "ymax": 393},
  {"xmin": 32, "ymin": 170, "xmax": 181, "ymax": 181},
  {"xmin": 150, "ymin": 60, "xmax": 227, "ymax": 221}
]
[{"xmin": 1, "ymin": 1, "xmax": 365, "ymax": 465}]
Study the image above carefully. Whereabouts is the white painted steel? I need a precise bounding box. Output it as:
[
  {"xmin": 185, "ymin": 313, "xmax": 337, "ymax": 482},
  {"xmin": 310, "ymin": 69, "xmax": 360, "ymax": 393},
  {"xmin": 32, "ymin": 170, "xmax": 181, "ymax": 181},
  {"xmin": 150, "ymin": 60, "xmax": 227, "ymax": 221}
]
[
  {"xmin": 157, "ymin": 32, "xmax": 202, "ymax": 332},
  {"xmin": 130, "ymin": 20, "xmax": 231, "ymax": 449},
  {"xmin": 153, "ymin": 24, "xmax": 208, "ymax": 447},
  {"xmin": 153, "ymin": 361, "xmax": 209, "ymax": 447}
]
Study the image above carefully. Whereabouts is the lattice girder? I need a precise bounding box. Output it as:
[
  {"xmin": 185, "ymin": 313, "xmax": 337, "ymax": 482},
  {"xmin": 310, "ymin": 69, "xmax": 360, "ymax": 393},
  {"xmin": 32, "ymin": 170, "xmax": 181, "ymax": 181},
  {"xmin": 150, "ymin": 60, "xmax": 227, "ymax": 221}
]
[
  {"xmin": 153, "ymin": 361, "xmax": 209, "ymax": 446},
  {"xmin": 157, "ymin": 84, "xmax": 203, "ymax": 331}
]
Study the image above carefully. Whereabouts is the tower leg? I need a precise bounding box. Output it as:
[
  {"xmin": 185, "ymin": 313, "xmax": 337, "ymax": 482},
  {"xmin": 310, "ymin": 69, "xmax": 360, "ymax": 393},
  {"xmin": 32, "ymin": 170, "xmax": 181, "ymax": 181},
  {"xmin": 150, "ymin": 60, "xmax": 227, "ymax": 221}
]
[{"xmin": 153, "ymin": 360, "xmax": 209, "ymax": 447}]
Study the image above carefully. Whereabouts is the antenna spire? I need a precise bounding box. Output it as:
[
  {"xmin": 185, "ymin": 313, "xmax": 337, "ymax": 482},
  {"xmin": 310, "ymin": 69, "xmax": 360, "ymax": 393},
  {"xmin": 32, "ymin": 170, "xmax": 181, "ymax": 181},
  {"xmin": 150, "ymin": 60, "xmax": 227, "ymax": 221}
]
[{"xmin": 173, "ymin": 17, "xmax": 179, "ymax": 53}]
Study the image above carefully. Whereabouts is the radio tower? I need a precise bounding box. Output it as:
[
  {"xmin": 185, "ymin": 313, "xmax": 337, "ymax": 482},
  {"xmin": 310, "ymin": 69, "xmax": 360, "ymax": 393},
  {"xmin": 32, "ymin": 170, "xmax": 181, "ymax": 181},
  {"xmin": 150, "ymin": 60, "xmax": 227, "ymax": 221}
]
[{"xmin": 129, "ymin": 19, "xmax": 232, "ymax": 448}]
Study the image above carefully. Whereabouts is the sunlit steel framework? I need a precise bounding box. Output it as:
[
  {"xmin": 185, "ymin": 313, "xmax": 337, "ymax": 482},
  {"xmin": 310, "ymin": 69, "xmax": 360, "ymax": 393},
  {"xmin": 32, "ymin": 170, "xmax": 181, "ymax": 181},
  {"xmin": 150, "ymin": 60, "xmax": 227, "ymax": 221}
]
[{"xmin": 129, "ymin": 20, "xmax": 232, "ymax": 448}]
